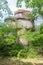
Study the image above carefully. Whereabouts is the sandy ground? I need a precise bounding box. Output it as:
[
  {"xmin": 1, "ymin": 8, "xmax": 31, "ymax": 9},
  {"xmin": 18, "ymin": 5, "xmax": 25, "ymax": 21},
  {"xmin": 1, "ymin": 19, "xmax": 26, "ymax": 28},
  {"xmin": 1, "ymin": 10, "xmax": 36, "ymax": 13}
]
[{"xmin": 0, "ymin": 57, "xmax": 43, "ymax": 65}]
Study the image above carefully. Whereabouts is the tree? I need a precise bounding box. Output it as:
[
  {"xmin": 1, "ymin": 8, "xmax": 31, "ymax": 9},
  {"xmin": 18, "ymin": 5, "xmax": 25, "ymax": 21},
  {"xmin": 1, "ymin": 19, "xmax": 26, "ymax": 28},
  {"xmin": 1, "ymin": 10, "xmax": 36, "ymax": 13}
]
[
  {"xmin": 0, "ymin": 0, "xmax": 12, "ymax": 18},
  {"xmin": 0, "ymin": 23, "xmax": 17, "ymax": 56},
  {"xmin": 17, "ymin": 0, "xmax": 43, "ymax": 30},
  {"xmin": 17, "ymin": 0, "xmax": 43, "ymax": 15}
]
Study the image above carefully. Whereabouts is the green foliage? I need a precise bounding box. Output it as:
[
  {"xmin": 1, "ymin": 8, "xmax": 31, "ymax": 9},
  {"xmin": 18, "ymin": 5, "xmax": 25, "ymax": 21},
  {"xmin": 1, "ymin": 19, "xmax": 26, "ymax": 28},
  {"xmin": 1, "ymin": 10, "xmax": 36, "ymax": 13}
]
[
  {"xmin": 0, "ymin": 23, "xmax": 24, "ymax": 57},
  {"xmin": 17, "ymin": 46, "xmax": 39, "ymax": 58},
  {"xmin": 16, "ymin": 0, "xmax": 43, "ymax": 31},
  {"xmin": 10, "ymin": 43, "xmax": 23, "ymax": 56},
  {"xmin": 0, "ymin": 12, "xmax": 3, "ymax": 18},
  {"xmin": 0, "ymin": 22, "xmax": 43, "ymax": 58},
  {"xmin": 17, "ymin": 0, "xmax": 30, "ymax": 7},
  {"xmin": 24, "ymin": 25, "xmax": 43, "ymax": 53},
  {"xmin": 17, "ymin": 24, "xmax": 43, "ymax": 58},
  {"xmin": 0, "ymin": 0, "xmax": 12, "ymax": 18},
  {"xmin": 28, "ymin": 48, "xmax": 39, "ymax": 58},
  {"xmin": 17, "ymin": 0, "xmax": 43, "ymax": 17},
  {"xmin": 17, "ymin": 0, "xmax": 23, "ymax": 7},
  {"xmin": 17, "ymin": 46, "xmax": 29, "ymax": 58},
  {"xmin": 39, "ymin": 9, "xmax": 43, "ymax": 16},
  {"xmin": 26, "ymin": 30, "xmax": 43, "ymax": 46},
  {"xmin": 40, "ymin": 24, "xmax": 43, "ymax": 34},
  {"xmin": 29, "ymin": 0, "xmax": 43, "ymax": 8}
]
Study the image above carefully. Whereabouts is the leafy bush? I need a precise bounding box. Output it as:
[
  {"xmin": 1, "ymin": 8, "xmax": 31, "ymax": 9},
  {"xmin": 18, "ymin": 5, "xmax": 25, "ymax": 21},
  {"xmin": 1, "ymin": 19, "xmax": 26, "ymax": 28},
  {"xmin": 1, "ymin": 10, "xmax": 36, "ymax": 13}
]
[
  {"xmin": 40, "ymin": 24, "xmax": 43, "ymax": 34},
  {"xmin": 17, "ymin": 46, "xmax": 39, "ymax": 58},
  {"xmin": 17, "ymin": 46, "xmax": 29, "ymax": 58},
  {"xmin": 0, "ymin": 23, "xmax": 43, "ymax": 58},
  {"xmin": 17, "ymin": 24, "xmax": 43, "ymax": 58},
  {"xmin": 28, "ymin": 48, "xmax": 40, "ymax": 58},
  {"xmin": 0, "ymin": 23, "xmax": 23, "ymax": 56}
]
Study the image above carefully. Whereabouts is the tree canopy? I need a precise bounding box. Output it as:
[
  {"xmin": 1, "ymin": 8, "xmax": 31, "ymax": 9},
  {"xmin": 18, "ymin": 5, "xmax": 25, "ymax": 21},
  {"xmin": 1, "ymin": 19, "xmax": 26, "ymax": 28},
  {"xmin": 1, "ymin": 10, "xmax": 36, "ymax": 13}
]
[
  {"xmin": 17, "ymin": 0, "xmax": 43, "ymax": 16},
  {"xmin": 0, "ymin": 0, "xmax": 12, "ymax": 18}
]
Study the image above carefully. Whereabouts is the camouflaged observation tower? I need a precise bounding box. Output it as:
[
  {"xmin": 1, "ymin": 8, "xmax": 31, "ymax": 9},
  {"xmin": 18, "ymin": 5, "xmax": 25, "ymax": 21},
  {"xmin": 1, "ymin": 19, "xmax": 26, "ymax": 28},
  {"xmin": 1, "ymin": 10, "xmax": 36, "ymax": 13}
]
[
  {"xmin": 4, "ymin": 9, "xmax": 33, "ymax": 45},
  {"xmin": 14, "ymin": 9, "xmax": 33, "ymax": 45}
]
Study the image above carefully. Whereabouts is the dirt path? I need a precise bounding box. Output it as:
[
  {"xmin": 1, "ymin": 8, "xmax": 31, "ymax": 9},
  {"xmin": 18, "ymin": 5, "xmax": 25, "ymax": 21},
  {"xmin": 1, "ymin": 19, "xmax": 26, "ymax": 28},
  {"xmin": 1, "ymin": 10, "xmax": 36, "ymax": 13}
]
[
  {"xmin": 0, "ymin": 57, "xmax": 43, "ymax": 65},
  {"xmin": 20, "ymin": 58, "xmax": 43, "ymax": 63}
]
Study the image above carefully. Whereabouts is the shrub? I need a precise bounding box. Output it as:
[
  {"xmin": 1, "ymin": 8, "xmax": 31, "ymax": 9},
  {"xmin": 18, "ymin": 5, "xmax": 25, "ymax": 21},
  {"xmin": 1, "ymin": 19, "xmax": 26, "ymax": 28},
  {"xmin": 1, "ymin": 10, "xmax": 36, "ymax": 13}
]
[
  {"xmin": 28, "ymin": 48, "xmax": 39, "ymax": 58},
  {"xmin": 0, "ymin": 23, "xmax": 23, "ymax": 56},
  {"xmin": 40, "ymin": 24, "xmax": 43, "ymax": 34},
  {"xmin": 0, "ymin": 23, "xmax": 43, "ymax": 58},
  {"xmin": 17, "ymin": 46, "xmax": 29, "ymax": 58}
]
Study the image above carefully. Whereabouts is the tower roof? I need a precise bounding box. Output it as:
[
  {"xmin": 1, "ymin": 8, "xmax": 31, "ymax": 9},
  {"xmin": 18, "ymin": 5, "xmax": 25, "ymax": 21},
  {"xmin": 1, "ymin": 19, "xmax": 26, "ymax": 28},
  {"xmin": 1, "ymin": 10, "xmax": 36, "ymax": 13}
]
[
  {"xmin": 14, "ymin": 9, "xmax": 32, "ymax": 20},
  {"xmin": 14, "ymin": 9, "xmax": 29, "ymax": 15}
]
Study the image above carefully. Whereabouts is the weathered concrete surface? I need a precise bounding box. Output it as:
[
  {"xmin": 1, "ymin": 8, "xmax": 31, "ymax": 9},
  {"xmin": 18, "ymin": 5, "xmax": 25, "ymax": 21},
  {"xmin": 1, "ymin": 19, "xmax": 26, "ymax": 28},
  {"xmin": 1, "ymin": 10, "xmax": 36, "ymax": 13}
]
[{"xmin": 19, "ymin": 37, "xmax": 28, "ymax": 46}]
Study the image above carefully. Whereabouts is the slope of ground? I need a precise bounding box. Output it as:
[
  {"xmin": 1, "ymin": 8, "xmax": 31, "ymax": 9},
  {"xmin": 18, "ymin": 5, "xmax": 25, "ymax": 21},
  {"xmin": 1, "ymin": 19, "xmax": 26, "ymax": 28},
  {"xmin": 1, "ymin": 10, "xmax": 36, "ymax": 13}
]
[{"xmin": 0, "ymin": 57, "xmax": 43, "ymax": 65}]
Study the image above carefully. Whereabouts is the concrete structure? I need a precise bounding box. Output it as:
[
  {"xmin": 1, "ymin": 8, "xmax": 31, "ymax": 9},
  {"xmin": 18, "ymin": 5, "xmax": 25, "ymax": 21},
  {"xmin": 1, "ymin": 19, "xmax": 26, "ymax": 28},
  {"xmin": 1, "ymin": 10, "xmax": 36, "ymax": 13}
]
[
  {"xmin": 14, "ymin": 10, "xmax": 33, "ymax": 45},
  {"xmin": 4, "ymin": 9, "xmax": 33, "ymax": 45},
  {"xmin": 14, "ymin": 9, "xmax": 33, "ymax": 29}
]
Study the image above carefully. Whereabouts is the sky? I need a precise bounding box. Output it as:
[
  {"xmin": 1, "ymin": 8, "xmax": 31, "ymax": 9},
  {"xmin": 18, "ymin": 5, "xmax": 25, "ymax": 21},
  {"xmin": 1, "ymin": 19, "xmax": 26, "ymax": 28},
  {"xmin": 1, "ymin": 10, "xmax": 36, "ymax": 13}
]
[
  {"xmin": 0, "ymin": 0, "xmax": 17, "ymax": 23},
  {"xmin": 7, "ymin": 0, "xmax": 32, "ymax": 14},
  {"xmin": 0, "ymin": 0, "xmax": 43, "ymax": 25},
  {"xmin": 0, "ymin": 0, "xmax": 32, "ymax": 23},
  {"xmin": 7, "ymin": 0, "xmax": 17, "ymax": 13},
  {"xmin": 7, "ymin": 0, "xmax": 43, "ymax": 25}
]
